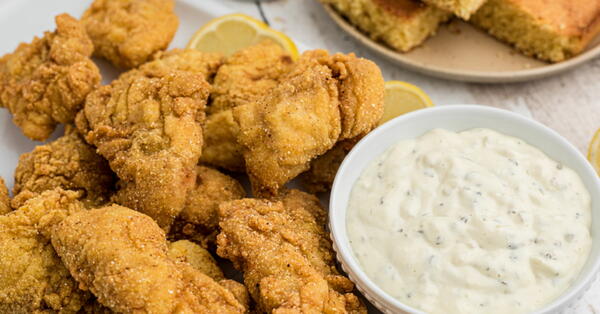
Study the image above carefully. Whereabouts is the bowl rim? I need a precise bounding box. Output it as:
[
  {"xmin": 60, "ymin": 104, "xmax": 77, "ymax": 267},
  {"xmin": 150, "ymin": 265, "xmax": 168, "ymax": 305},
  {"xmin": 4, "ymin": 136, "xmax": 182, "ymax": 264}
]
[{"xmin": 329, "ymin": 104, "xmax": 600, "ymax": 313}]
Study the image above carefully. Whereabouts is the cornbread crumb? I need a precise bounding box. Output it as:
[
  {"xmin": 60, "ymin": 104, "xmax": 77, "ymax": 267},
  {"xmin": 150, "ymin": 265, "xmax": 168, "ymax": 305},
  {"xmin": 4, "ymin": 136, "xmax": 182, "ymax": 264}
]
[
  {"xmin": 422, "ymin": 0, "xmax": 487, "ymax": 19},
  {"xmin": 471, "ymin": 0, "xmax": 600, "ymax": 62},
  {"xmin": 322, "ymin": 0, "xmax": 452, "ymax": 52}
]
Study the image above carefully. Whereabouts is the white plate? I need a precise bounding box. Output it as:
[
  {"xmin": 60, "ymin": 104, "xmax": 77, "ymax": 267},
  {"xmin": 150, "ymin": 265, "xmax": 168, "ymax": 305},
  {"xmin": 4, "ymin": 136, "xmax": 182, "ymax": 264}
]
[{"xmin": 322, "ymin": 4, "xmax": 600, "ymax": 83}]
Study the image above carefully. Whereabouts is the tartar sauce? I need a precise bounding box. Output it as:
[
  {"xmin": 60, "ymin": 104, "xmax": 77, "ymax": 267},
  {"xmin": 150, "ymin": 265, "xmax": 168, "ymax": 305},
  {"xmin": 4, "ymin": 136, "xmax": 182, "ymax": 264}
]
[{"xmin": 347, "ymin": 128, "xmax": 592, "ymax": 314}]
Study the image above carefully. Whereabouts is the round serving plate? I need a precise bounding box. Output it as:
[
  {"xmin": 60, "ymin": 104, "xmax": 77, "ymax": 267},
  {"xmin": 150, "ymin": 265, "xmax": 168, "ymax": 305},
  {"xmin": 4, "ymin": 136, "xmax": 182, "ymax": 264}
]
[{"xmin": 322, "ymin": 4, "xmax": 600, "ymax": 83}]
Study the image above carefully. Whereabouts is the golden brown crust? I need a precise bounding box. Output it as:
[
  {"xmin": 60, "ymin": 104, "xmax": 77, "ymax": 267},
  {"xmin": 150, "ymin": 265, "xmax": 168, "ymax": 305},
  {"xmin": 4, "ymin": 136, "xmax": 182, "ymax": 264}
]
[
  {"xmin": 301, "ymin": 137, "xmax": 360, "ymax": 193},
  {"xmin": 0, "ymin": 14, "xmax": 100, "ymax": 141},
  {"xmin": 0, "ymin": 189, "xmax": 89, "ymax": 313},
  {"xmin": 372, "ymin": 0, "xmax": 429, "ymax": 19},
  {"xmin": 51, "ymin": 205, "xmax": 245, "ymax": 313},
  {"xmin": 76, "ymin": 54, "xmax": 211, "ymax": 230},
  {"xmin": 209, "ymin": 41, "xmax": 294, "ymax": 114},
  {"xmin": 168, "ymin": 166, "xmax": 245, "ymax": 248},
  {"xmin": 167, "ymin": 240, "xmax": 225, "ymax": 281},
  {"xmin": 12, "ymin": 127, "xmax": 115, "ymax": 209},
  {"xmin": 217, "ymin": 190, "xmax": 366, "ymax": 313},
  {"xmin": 200, "ymin": 109, "xmax": 246, "ymax": 172},
  {"xmin": 0, "ymin": 178, "xmax": 10, "ymax": 215},
  {"xmin": 82, "ymin": 0, "xmax": 179, "ymax": 69}
]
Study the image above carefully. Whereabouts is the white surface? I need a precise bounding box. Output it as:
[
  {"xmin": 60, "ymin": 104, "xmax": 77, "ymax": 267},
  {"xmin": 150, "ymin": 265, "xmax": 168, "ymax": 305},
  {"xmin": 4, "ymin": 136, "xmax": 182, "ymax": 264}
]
[{"xmin": 330, "ymin": 106, "xmax": 600, "ymax": 314}]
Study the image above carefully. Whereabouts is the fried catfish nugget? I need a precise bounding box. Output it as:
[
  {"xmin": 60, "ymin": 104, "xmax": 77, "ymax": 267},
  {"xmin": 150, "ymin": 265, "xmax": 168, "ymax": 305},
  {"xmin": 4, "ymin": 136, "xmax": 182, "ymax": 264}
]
[
  {"xmin": 169, "ymin": 165, "xmax": 246, "ymax": 248},
  {"xmin": 51, "ymin": 205, "xmax": 246, "ymax": 313},
  {"xmin": 12, "ymin": 127, "xmax": 115, "ymax": 209},
  {"xmin": 0, "ymin": 189, "xmax": 89, "ymax": 313},
  {"xmin": 217, "ymin": 190, "xmax": 366, "ymax": 313},
  {"xmin": 82, "ymin": 0, "xmax": 179, "ymax": 69},
  {"xmin": 200, "ymin": 109, "xmax": 245, "ymax": 172},
  {"xmin": 76, "ymin": 57, "xmax": 211, "ymax": 230},
  {"xmin": 0, "ymin": 178, "xmax": 10, "ymax": 215},
  {"xmin": 168, "ymin": 240, "xmax": 251, "ymax": 309},
  {"xmin": 209, "ymin": 40, "xmax": 294, "ymax": 114},
  {"xmin": 0, "ymin": 14, "xmax": 100, "ymax": 141},
  {"xmin": 233, "ymin": 53, "xmax": 342, "ymax": 196}
]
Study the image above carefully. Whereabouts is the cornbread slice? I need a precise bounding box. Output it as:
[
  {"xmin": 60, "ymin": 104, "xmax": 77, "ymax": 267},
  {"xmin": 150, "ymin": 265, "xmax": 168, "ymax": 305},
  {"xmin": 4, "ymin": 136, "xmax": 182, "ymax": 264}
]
[
  {"xmin": 421, "ymin": 0, "xmax": 488, "ymax": 19},
  {"xmin": 322, "ymin": 0, "xmax": 452, "ymax": 52},
  {"xmin": 471, "ymin": 0, "xmax": 600, "ymax": 62}
]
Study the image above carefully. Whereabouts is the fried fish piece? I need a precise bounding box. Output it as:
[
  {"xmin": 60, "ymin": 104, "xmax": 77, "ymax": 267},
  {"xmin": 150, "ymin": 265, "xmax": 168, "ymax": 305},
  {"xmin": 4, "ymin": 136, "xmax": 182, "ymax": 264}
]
[
  {"xmin": 51, "ymin": 205, "xmax": 246, "ymax": 313},
  {"xmin": 0, "ymin": 14, "xmax": 100, "ymax": 141},
  {"xmin": 200, "ymin": 109, "xmax": 245, "ymax": 172},
  {"xmin": 0, "ymin": 178, "xmax": 10, "ymax": 215},
  {"xmin": 12, "ymin": 127, "xmax": 115, "ymax": 209},
  {"xmin": 233, "ymin": 52, "xmax": 342, "ymax": 196},
  {"xmin": 209, "ymin": 40, "xmax": 294, "ymax": 114},
  {"xmin": 217, "ymin": 189, "xmax": 366, "ymax": 313},
  {"xmin": 300, "ymin": 137, "xmax": 360, "ymax": 193},
  {"xmin": 140, "ymin": 49, "xmax": 223, "ymax": 82},
  {"xmin": 82, "ymin": 0, "xmax": 179, "ymax": 69},
  {"xmin": 233, "ymin": 50, "xmax": 383, "ymax": 196},
  {"xmin": 76, "ymin": 54, "xmax": 212, "ymax": 230},
  {"xmin": 0, "ymin": 189, "xmax": 89, "ymax": 313},
  {"xmin": 169, "ymin": 165, "xmax": 246, "ymax": 248}
]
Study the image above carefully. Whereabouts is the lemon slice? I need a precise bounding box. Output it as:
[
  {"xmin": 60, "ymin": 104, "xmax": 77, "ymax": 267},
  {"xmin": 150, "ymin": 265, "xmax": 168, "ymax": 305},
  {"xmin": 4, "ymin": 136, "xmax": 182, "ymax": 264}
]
[
  {"xmin": 381, "ymin": 81, "xmax": 434, "ymax": 124},
  {"xmin": 589, "ymin": 128, "xmax": 600, "ymax": 176},
  {"xmin": 187, "ymin": 13, "xmax": 299, "ymax": 59}
]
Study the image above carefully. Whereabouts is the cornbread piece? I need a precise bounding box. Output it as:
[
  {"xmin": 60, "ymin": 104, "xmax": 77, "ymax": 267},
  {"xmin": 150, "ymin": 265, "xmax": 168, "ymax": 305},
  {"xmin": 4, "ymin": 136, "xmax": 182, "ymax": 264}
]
[
  {"xmin": 323, "ymin": 0, "xmax": 452, "ymax": 52},
  {"xmin": 82, "ymin": 0, "xmax": 179, "ymax": 69},
  {"xmin": 0, "ymin": 178, "xmax": 9, "ymax": 215},
  {"xmin": 0, "ymin": 14, "xmax": 100, "ymax": 141},
  {"xmin": 471, "ymin": 0, "xmax": 600, "ymax": 62},
  {"xmin": 422, "ymin": 0, "xmax": 487, "ymax": 19}
]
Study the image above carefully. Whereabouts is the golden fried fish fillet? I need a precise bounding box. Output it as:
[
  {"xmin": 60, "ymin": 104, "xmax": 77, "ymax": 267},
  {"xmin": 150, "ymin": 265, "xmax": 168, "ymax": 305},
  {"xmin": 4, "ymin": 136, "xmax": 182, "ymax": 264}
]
[
  {"xmin": 233, "ymin": 50, "xmax": 383, "ymax": 196},
  {"xmin": 168, "ymin": 240, "xmax": 251, "ymax": 310},
  {"xmin": 12, "ymin": 127, "xmax": 115, "ymax": 209},
  {"xmin": 0, "ymin": 14, "xmax": 100, "ymax": 141},
  {"xmin": 200, "ymin": 109, "xmax": 246, "ymax": 172},
  {"xmin": 0, "ymin": 189, "xmax": 89, "ymax": 313},
  {"xmin": 169, "ymin": 165, "xmax": 246, "ymax": 248},
  {"xmin": 140, "ymin": 49, "xmax": 223, "ymax": 82},
  {"xmin": 76, "ymin": 53, "xmax": 213, "ymax": 230},
  {"xmin": 51, "ymin": 205, "xmax": 246, "ymax": 313},
  {"xmin": 82, "ymin": 0, "xmax": 179, "ymax": 69},
  {"xmin": 301, "ymin": 137, "xmax": 361, "ymax": 193},
  {"xmin": 0, "ymin": 177, "xmax": 10, "ymax": 215},
  {"xmin": 209, "ymin": 40, "xmax": 294, "ymax": 114},
  {"xmin": 233, "ymin": 52, "xmax": 342, "ymax": 196},
  {"xmin": 217, "ymin": 190, "xmax": 366, "ymax": 313}
]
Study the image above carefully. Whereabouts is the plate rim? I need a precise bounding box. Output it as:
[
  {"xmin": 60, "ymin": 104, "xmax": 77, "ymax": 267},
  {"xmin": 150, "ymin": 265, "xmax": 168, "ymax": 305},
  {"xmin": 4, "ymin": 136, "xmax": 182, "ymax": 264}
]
[{"xmin": 322, "ymin": 3, "xmax": 600, "ymax": 83}]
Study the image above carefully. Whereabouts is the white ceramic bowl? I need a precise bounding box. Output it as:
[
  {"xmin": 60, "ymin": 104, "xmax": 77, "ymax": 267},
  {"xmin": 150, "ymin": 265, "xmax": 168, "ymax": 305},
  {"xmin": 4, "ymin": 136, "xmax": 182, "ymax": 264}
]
[{"xmin": 330, "ymin": 105, "xmax": 600, "ymax": 314}]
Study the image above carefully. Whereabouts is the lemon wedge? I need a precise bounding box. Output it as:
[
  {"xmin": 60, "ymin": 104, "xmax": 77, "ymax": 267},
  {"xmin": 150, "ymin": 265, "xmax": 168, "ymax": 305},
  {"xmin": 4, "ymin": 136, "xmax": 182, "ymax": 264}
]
[
  {"xmin": 589, "ymin": 128, "xmax": 600, "ymax": 176},
  {"xmin": 187, "ymin": 13, "xmax": 299, "ymax": 59},
  {"xmin": 381, "ymin": 81, "xmax": 434, "ymax": 124}
]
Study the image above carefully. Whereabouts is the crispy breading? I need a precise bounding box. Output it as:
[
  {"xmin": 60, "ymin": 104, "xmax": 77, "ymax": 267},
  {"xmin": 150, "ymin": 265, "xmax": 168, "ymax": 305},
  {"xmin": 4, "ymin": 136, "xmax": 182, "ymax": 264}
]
[
  {"xmin": 169, "ymin": 165, "xmax": 246, "ymax": 248},
  {"xmin": 76, "ymin": 54, "xmax": 212, "ymax": 230},
  {"xmin": 168, "ymin": 240, "xmax": 225, "ymax": 281},
  {"xmin": 233, "ymin": 50, "xmax": 383, "ymax": 196},
  {"xmin": 217, "ymin": 190, "xmax": 366, "ymax": 313},
  {"xmin": 199, "ymin": 109, "xmax": 245, "ymax": 172},
  {"xmin": 12, "ymin": 127, "xmax": 115, "ymax": 209},
  {"xmin": 167, "ymin": 240, "xmax": 251, "ymax": 311},
  {"xmin": 301, "ymin": 137, "xmax": 361, "ymax": 193},
  {"xmin": 141, "ymin": 49, "xmax": 224, "ymax": 82},
  {"xmin": 0, "ymin": 14, "xmax": 100, "ymax": 141},
  {"xmin": 82, "ymin": 0, "xmax": 179, "ymax": 69},
  {"xmin": 51, "ymin": 205, "xmax": 246, "ymax": 313},
  {"xmin": 0, "ymin": 189, "xmax": 89, "ymax": 313},
  {"xmin": 0, "ymin": 178, "xmax": 10, "ymax": 215},
  {"xmin": 233, "ymin": 51, "xmax": 342, "ymax": 196},
  {"xmin": 209, "ymin": 41, "xmax": 294, "ymax": 114}
]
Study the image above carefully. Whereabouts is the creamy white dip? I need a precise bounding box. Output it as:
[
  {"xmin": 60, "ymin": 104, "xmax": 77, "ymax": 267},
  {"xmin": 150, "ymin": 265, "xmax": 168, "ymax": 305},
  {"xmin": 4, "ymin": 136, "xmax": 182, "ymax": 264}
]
[{"xmin": 347, "ymin": 128, "xmax": 592, "ymax": 314}]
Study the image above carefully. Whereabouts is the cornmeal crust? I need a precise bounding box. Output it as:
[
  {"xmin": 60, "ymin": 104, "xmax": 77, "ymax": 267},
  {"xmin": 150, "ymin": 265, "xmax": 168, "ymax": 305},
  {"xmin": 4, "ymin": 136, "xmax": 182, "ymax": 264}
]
[
  {"xmin": 323, "ymin": 0, "xmax": 452, "ymax": 52},
  {"xmin": 471, "ymin": 0, "xmax": 600, "ymax": 62}
]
